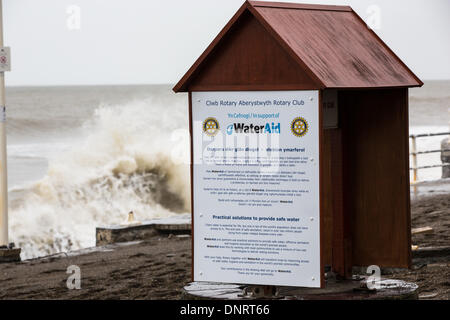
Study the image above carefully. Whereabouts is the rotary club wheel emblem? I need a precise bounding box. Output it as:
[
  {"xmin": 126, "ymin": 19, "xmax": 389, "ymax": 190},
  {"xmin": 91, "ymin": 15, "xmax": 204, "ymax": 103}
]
[
  {"xmin": 203, "ymin": 117, "xmax": 220, "ymax": 136},
  {"xmin": 291, "ymin": 117, "xmax": 308, "ymax": 137}
]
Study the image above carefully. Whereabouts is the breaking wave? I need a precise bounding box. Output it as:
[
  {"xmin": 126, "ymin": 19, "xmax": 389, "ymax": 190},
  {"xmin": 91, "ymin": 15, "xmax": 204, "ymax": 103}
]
[{"xmin": 9, "ymin": 98, "xmax": 190, "ymax": 259}]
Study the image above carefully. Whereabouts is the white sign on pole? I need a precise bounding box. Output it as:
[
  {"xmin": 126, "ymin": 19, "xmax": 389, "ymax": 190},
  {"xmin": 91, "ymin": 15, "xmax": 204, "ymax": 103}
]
[
  {"xmin": 0, "ymin": 47, "xmax": 10, "ymax": 72},
  {"xmin": 192, "ymin": 90, "xmax": 321, "ymax": 287}
]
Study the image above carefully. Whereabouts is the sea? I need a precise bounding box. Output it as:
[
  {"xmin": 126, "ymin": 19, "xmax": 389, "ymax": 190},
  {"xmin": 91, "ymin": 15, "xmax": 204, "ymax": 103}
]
[{"xmin": 4, "ymin": 81, "xmax": 450, "ymax": 259}]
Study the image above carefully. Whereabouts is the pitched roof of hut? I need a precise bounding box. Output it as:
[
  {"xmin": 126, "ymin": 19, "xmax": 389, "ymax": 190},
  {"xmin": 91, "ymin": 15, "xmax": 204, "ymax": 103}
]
[{"xmin": 174, "ymin": 1, "xmax": 422, "ymax": 92}]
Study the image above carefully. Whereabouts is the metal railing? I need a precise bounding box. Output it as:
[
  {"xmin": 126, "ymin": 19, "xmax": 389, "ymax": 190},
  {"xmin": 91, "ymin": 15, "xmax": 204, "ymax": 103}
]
[{"xmin": 409, "ymin": 131, "xmax": 450, "ymax": 183}]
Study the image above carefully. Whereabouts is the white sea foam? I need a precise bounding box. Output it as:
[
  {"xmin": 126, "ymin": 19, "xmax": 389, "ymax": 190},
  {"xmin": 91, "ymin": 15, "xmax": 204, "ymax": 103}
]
[{"xmin": 9, "ymin": 97, "xmax": 190, "ymax": 259}]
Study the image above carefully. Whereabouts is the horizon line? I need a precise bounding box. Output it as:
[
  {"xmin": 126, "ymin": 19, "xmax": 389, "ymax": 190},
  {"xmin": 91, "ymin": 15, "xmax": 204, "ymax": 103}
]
[{"xmin": 5, "ymin": 79, "xmax": 450, "ymax": 88}]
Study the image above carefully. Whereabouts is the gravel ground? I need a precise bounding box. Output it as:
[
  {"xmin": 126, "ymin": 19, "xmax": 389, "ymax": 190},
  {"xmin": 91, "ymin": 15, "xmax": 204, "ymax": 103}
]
[{"xmin": 0, "ymin": 193, "xmax": 448, "ymax": 300}]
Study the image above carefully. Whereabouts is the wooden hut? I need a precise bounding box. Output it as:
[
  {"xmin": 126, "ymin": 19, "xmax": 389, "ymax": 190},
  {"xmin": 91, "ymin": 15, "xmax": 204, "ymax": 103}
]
[{"xmin": 174, "ymin": 0, "xmax": 422, "ymax": 282}]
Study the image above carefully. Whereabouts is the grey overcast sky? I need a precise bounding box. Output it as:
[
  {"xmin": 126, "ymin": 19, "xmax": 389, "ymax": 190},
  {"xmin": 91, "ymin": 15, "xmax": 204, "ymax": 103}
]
[{"xmin": 3, "ymin": 0, "xmax": 450, "ymax": 86}]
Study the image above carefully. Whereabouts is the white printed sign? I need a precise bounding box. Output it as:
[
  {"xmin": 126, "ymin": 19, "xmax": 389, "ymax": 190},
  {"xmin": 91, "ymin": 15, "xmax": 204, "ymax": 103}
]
[
  {"xmin": 192, "ymin": 91, "xmax": 321, "ymax": 287},
  {"xmin": 0, "ymin": 47, "xmax": 11, "ymax": 72}
]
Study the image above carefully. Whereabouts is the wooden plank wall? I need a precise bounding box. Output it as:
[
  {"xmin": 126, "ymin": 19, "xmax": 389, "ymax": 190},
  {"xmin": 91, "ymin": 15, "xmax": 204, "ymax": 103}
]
[
  {"xmin": 321, "ymin": 116, "xmax": 351, "ymax": 276},
  {"xmin": 339, "ymin": 88, "xmax": 411, "ymax": 268},
  {"xmin": 321, "ymin": 128, "xmax": 334, "ymax": 268}
]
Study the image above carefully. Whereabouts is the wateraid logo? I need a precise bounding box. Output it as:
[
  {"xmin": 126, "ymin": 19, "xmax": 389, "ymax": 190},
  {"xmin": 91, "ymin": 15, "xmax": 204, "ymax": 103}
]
[
  {"xmin": 226, "ymin": 123, "xmax": 280, "ymax": 135},
  {"xmin": 226, "ymin": 124, "xmax": 234, "ymax": 135}
]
